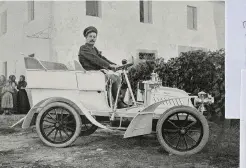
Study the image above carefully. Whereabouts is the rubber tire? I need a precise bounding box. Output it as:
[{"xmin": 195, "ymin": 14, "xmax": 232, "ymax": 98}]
[
  {"xmin": 36, "ymin": 102, "xmax": 82, "ymax": 148},
  {"xmin": 156, "ymin": 105, "xmax": 209, "ymax": 156}
]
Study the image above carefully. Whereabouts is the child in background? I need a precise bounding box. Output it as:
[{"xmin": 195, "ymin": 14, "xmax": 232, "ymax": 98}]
[{"xmin": 1, "ymin": 80, "xmax": 14, "ymax": 115}]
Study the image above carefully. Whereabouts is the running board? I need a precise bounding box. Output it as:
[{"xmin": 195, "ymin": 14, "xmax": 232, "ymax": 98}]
[
  {"xmin": 108, "ymin": 127, "xmax": 127, "ymax": 131},
  {"xmin": 10, "ymin": 116, "xmax": 26, "ymax": 128}
]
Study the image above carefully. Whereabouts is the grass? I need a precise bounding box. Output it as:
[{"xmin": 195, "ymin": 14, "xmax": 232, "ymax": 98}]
[
  {"xmin": 0, "ymin": 115, "xmax": 240, "ymax": 168},
  {"xmin": 0, "ymin": 114, "xmax": 26, "ymax": 135},
  {"xmin": 170, "ymin": 121, "xmax": 240, "ymax": 168},
  {"xmin": 0, "ymin": 114, "xmax": 26, "ymax": 126},
  {"xmin": 209, "ymin": 124, "xmax": 239, "ymax": 168}
]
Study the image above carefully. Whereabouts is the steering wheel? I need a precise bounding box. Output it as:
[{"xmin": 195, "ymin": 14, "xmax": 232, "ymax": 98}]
[{"xmin": 115, "ymin": 63, "xmax": 133, "ymax": 71}]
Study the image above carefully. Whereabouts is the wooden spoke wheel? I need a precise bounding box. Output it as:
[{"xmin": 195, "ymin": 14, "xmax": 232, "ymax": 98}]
[
  {"xmin": 36, "ymin": 102, "xmax": 81, "ymax": 148},
  {"xmin": 156, "ymin": 106, "xmax": 209, "ymax": 155}
]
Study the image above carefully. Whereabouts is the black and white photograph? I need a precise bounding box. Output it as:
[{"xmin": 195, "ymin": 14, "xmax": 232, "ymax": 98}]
[{"xmin": 0, "ymin": 1, "xmax": 239, "ymax": 168}]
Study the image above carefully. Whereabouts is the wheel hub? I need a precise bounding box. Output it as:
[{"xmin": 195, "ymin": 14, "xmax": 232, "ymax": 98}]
[
  {"xmin": 180, "ymin": 128, "xmax": 186, "ymax": 135},
  {"xmin": 55, "ymin": 123, "xmax": 59, "ymax": 128}
]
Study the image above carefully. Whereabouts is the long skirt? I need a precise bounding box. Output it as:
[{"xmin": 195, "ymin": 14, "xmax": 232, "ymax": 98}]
[
  {"xmin": 1, "ymin": 92, "xmax": 13, "ymax": 109},
  {"xmin": 12, "ymin": 89, "xmax": 18, "ymax": 113},
  {"xmin": 17, "ymin": 89, "xmax": 30, "ymax": 114}
]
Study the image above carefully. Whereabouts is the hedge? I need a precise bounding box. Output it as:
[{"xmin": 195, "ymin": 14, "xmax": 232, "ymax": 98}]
[{"xmin": 127, "ymin": 49, "xmax": 225, "ymax": 119}]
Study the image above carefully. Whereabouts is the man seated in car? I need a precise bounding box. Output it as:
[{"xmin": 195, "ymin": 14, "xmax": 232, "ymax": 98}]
[{"xmin": 78, "ymin": 26, "xmax": 128, "ymax": 109}]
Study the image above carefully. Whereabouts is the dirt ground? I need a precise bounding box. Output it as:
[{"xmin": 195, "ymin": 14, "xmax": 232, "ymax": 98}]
[{"xmin": 0, "ymin": 115, "xmax": 239, "ymax": 168}]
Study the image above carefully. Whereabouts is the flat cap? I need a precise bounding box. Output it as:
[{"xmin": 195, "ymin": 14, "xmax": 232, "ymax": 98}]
[{"xmin": 83, "ymin": 26, "xmax": 98, "ymax": 37}]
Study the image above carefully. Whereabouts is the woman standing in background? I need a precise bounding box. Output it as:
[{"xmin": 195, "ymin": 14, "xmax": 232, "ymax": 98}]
[
  {"xmin": 17, "ymin": 75, "xmax": 30, "ymax": 114},
  {"xmin": 9, "ymin": 75, "xmax": 18, "ymax": 114}
]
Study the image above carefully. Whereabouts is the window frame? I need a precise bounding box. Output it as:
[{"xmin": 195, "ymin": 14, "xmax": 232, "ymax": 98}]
[
  {"xmin": 187, "ymin": 5, "xmax": 197, "ymax": 30},
  {"xmin": 137, "ymin": 49, "xmax": 157, "ymax": 61}
]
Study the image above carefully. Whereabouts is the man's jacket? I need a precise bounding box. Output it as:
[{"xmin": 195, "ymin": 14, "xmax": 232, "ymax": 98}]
[{"xmin": 78, "ymin": 43, "xmax": 116, "ymax": 71}]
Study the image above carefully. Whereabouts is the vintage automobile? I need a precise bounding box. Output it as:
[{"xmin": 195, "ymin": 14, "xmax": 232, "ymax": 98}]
[{"xmin": 19, "ymin": 56, "xmax": 214, "ymax": 156}]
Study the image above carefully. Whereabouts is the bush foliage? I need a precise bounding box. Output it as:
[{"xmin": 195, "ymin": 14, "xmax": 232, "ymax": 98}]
[{"xmin": 128, "ymin": 49, "xmax": 225, "ymax": 119}]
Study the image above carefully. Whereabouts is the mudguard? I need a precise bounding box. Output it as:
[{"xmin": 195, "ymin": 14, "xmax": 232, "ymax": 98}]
[
  {"xmin": 21, "ymin": 98, "xmax": 50, "ymax": 129},
  {"xmin": 22, "ymin": 97, "xmax": 108, "ymax": 130},
  {"xmin": 124, "ymin": 97, "xmax": 192, "ymax": 138},
  {"xmin": 124, "ymin": 112, "xmax": 154, "ymax": 138}
]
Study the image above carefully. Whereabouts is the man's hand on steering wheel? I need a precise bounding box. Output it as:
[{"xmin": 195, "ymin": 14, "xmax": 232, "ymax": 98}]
[{"xmin": 109, "ymin": 62, "xmax": 134, "ymax": 71}]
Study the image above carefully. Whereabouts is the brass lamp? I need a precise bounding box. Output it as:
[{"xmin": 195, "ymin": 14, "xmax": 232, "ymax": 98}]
[{"xmin": 194, "ymin": 91, "xmax": 214, "ymax": 114}]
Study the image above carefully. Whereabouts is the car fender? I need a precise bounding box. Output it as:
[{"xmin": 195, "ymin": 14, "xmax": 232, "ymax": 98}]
[
  {"xmin": 22, "ymin": 97, "xmax": 108, "ymax": 130},
  {"xmin": 22, "ymin": 98, "xmax": 50, "ymax": 129},
  {"xmin": 142, "ymin": 97, "xmax": 194, "ymax": 113},
  {"xmin": 124, "ymin": 97, "xmax": 194, "ymax": 138}
]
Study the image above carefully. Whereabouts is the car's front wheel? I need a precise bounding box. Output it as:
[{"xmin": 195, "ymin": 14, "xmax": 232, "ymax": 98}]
[{"xmin": 156, "ymin": 106, "xmax": 209, "ymax": 155}]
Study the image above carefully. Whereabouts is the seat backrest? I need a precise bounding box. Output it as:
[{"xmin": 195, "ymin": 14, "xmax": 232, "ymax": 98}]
[{"xmin": 74, "ymin": 60, "xmax": 86, "ymax": 71}]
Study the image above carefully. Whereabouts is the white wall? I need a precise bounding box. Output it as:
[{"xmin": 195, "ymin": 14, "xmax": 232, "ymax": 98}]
[
  {"xmin": 0, "ymin": 1, "xmax": 224, "ymax": 77},
  {"xmin": 213, "ymin": 1, "xmax": 225, "ymax": 49},
  {"xmin": 0, "ymin": 1, "xmax": 51, "ymax": 79},
  {"xmin": 51, "ymin": 1, "xmax": 219, "ymax": 65}
]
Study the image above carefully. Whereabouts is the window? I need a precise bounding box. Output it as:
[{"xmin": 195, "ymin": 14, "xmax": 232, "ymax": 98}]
[
  {"xmin": 187, "ymin": 6, "xmax": 197, "ymax": 30},
  {"xmin": 139, "ymin": 52, "xmax": 156, "ymax": 60},
  {"xmin": 140, "ymin": 0, "xmax": 152, "ymax": 23},
  {"xmin": 3, "ymin": 62, "xmax": 7, "ymax": 77},
  {"xmin": 0, "ymin": 11, "xmax": 7, "ymax": 35},
  {"xmin": 28, "ymin": 1, "xmax": 34, "ymax": 21},
  {"xmin": 0, "ymin": 61, "xmax": 7, "ymax": 77},
  {"xmin": 86, "ymin": 1, "xmax": 100, "ymax": 17}
]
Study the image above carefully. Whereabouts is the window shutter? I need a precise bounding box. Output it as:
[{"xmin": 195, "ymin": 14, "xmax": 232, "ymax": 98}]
[
  {"xmin": 147, "ymin": 1, "xmax": 152, "ymax": 23},
  {"xmin": 187, "ymin": 6, "xmax": 193, "ymax": 29},
  {"xmin": 140, "ymin": 0, "xmax": 152, "ymax": 23},
  {"xmin": 187, "ymin": 6, "xmax": 197, "ymax": 30},
  {"xmin": 1, "ymin": 11, "xmax": 7, "ymax": 34},
  {"xmin": 140, "ymin": 0, "xmax": 144, "ymax": 22},
  {"xmin": 4, "ymin": 62, "xmax": 7, "ymax": 77},
  {"xmin": 193, "ymin": 7, "xmax": 197, "ymax": 29},
  {"xmin": 28, "ymin": 1, "xmax": 34, "ymax": 21}
]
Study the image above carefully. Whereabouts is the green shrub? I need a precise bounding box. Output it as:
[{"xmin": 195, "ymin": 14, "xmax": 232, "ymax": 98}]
[
  {"xmin": 128, "ymin": 49, "xmax": 225, "ymax": 119},
  {"xmin": 127, "ymin": 60, "xmax": 155, "ymax": 97}
]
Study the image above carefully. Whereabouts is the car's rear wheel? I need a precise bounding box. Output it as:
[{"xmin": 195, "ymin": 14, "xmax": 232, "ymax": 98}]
[
  {"xmin": 80, "ymin": 116, "xmax": 98, "ymax": 136},
  {"xmin": 156, "ymin": 106, "xmax": 209, "ymax": 155},
  {"xmin": 36, "ymin": 102, "xmax": 81, "ymax": 148}
]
